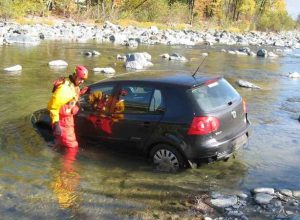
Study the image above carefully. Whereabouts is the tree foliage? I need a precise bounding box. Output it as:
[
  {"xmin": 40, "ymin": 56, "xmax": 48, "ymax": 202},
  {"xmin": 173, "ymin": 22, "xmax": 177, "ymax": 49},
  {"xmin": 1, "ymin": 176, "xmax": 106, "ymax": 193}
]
[{"xmin": 0, "ymin": 0, "xmax": 296, "ymax": 31}]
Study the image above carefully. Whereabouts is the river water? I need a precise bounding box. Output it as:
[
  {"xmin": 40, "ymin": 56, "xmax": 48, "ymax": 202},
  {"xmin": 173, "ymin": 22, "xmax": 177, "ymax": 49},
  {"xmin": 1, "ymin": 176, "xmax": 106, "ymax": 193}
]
[{"xmin": 0, "ymin": 41, "xmax": 300, "ymax": 219}]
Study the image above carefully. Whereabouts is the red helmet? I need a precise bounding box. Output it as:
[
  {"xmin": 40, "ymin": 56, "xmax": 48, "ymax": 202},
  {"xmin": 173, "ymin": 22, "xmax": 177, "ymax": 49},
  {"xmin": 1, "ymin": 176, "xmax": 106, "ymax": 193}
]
[{"xmin": 75, "ymin": 65, "xmax": 88, "ymax": 80}]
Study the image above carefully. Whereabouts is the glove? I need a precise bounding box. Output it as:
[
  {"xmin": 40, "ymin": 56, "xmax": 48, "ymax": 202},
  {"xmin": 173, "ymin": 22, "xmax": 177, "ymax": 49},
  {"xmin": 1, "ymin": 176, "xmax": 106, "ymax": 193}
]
[
  {"xmin": 53, "ymin": 122, "xmax": 61, "ymax": 136},
  {"xmin": 80, "ymin": 86, "xmax": 90, "ymax": 95}
]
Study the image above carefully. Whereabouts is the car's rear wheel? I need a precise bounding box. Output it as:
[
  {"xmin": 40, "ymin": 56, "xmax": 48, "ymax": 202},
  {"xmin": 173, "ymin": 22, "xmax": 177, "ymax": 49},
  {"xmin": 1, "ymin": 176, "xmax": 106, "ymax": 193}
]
[{"xmin": 150, "ymin": 144, "xmax": 186, "ymax": 172}]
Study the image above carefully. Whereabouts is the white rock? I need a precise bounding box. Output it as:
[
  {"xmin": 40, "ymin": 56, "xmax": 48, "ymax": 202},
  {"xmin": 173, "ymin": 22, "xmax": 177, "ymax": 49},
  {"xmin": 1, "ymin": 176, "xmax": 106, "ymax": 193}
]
[
  {"xmin": 293, "ymin": 190, "xmax": 300, "ymax": 198},
  {"xmin": 160, "ymin": 53, "xmax": 170, "ymax": 59},
  {"xmin": 288, "ymin": 72, "xmax": 300, "ymax": 78},
  {"xmin": 210, "ymin": 195, "xmax": 238, "ymax": 208},
  {"xmin": 268, "ymin": 52, "xmax": 278, "ymax": 58},
  {"xmin": 92, "ymin": 50, "xmax": 101, "ymax": 56},
  {"xmin": 253, "ymin": 187, "xmax": 275, "ymax": 195},
  {"xmin": 93, "ymin": 67, "xmax": 115, "ymax": 74},
  {"xmin": 4, "ymin": 65, "xmax": 22, "ymax": 72},
  {"xmin": 48, "ymin": 60, "xmax": 68, "ymax": 67},
  {"xmin": 202, "ymin": 53, "xmax": 208, "ymax": 56},
  {"xmin": 254, "ymin": 193, "xmax": 273, "ymax": 205},
  {"xmin": 228, "ymin": 50, "xmax": 236, "ymax": 55},
  {"xmin": 117, "ymin": 54, "xmax": 127, "ymax": 60},
  {"xmin": 237, "ymin": 80, "xmax": 260, "ymax": 89}
]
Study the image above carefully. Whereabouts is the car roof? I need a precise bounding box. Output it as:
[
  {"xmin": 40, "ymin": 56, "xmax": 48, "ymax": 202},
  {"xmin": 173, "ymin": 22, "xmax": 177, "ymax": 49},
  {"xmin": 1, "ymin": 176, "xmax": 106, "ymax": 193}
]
[{"xmin": 91, "ymin": 71, "xmax": 219, "ymax": 89}]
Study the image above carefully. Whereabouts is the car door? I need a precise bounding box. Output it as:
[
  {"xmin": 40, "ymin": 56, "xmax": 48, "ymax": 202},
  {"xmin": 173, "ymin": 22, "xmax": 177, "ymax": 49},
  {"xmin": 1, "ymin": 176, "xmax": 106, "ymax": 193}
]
[
  {"xmin": 108, "ymin": 83, "xmax": 165, "ymax": 147},
  {"xmin": 75, "ymin": 83, "xmax": 115, "ymax": 142}
]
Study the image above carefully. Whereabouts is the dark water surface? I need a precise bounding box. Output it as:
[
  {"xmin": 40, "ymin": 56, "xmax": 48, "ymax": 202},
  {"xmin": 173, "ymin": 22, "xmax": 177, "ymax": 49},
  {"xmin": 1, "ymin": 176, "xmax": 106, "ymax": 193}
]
[{"xmin": 0, "ymin": 41, "xmax": 300, "ymax": 219}]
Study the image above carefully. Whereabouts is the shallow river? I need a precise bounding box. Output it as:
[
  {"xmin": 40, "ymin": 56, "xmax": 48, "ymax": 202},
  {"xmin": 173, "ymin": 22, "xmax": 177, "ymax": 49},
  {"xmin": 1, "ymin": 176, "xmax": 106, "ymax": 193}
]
[{"xmin": 0, "ymin": 41, "xmax": 300, "ymax": 219}]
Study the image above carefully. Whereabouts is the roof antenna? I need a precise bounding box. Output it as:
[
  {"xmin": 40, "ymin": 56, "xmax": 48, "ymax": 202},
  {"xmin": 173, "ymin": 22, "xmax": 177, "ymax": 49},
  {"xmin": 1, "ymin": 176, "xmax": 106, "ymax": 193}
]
[{"xmin": 192, "ymin": 56, "xmax": 207, "ymax": 78}]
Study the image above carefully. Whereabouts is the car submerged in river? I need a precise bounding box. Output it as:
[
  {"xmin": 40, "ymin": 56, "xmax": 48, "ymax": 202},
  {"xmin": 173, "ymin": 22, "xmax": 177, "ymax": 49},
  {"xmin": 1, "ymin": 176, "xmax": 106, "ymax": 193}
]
[{"xmin": 32, "ymin": 71, "xmax": 250, "ymax": 171}]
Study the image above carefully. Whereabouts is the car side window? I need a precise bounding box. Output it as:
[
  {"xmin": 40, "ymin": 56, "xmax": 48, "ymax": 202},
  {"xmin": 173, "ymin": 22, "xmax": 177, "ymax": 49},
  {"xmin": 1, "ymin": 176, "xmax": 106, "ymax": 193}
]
[
  {"xmin": 80, "ymin": 85, "xmax": 114, "ymax": 113},
  {"xmin": 149, "ymin": 89, "xmax": 164, "ymax": 112},
  {"xmin": 113, "ymin": 85, "xmax": 155, "ymax": 114}
]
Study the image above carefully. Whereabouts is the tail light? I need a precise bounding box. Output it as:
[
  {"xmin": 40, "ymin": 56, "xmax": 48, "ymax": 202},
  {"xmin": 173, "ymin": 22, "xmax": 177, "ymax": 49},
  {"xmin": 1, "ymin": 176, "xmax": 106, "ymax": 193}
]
[
  {"xmin": 188, "ymin": 116, "xmax": 220, "ymax": 135},
  {"xmin": 242, "ymin": 99, "xmax": 247, "ymax": 113}
]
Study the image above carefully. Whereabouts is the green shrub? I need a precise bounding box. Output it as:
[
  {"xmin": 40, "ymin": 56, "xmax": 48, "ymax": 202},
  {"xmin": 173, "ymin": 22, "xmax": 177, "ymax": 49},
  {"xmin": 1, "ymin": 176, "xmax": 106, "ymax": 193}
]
[{"xmin": 256, "ymin": 11, "xmax": 296, "ymax": 32}]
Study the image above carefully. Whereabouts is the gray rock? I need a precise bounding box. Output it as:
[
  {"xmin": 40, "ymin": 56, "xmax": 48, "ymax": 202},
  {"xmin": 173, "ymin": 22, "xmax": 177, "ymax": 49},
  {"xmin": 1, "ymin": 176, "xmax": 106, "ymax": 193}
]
[
  {"xmin": 279, "ymin": 189, "xmax": 293, "ymax": 197},
  {"xmin": 254, "ymin": 193, "xmax": 274, "ymax": 205},
  {"xmin": 210, "ymin": 195, "xmax": 238, "ymax": 208},
  {"xmin": 237, "ymin": 80, "xmax": 261, "ymax": 89},
  {"xmin": 257, "ymin": 49, "xmax": 268, "ymax": 57},
  {"xmin": 125, "ymin": 52, "xmax": 153, "ymax": 70}
]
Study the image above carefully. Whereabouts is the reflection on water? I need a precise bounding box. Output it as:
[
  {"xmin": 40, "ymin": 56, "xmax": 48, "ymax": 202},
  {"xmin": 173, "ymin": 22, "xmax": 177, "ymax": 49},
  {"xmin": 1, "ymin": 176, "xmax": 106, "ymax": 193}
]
[
  {"xmin": 0, "ymin": 41, "xmax": 300, "ymax": 218},
  {"xmin": 51, "ymin": 147, "xmax": 80, "ymax": 209}
]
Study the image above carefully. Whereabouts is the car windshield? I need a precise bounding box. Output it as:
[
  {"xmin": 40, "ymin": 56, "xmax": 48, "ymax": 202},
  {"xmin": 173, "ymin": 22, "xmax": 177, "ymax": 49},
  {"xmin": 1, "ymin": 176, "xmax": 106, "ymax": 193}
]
[{"xmin": 190, "ymin": 78, "xmax": 241, "ymax": 112}]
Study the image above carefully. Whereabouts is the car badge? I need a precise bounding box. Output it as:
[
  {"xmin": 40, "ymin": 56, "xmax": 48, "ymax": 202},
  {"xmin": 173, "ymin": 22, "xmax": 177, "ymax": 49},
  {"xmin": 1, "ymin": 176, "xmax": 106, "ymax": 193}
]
[{"xmin": 231, "ymin": 111, "xmax": 237, "ymax": 119}]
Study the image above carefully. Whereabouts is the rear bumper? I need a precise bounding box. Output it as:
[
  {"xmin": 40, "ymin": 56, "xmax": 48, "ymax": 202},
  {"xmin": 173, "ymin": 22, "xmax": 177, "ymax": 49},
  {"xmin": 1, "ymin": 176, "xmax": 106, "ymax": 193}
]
[{"xmin": 185, "ymin": 124, "xmax": 250, "ymax": 163}]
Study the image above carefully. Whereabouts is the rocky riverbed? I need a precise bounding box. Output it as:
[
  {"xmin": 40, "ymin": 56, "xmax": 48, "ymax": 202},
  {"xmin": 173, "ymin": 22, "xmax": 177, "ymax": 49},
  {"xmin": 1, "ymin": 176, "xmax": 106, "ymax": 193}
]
[{"xmin": 0, "ymin": 20, "xmax": 300, "ymax": 49}]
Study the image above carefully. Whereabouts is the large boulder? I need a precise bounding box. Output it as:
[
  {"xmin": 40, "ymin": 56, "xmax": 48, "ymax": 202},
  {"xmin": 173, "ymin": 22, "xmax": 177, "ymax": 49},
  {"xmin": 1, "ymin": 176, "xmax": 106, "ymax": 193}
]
[{"xmin": 125, "ymin": 52, "xmax": 153, "ymax": 70}]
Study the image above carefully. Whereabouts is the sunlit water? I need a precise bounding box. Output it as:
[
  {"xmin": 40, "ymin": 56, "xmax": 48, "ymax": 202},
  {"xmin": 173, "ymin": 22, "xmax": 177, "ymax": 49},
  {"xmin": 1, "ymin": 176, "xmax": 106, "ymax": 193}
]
[{"xmin": 0, "ymin": 41, "xmax": 300, "ymax": 219}]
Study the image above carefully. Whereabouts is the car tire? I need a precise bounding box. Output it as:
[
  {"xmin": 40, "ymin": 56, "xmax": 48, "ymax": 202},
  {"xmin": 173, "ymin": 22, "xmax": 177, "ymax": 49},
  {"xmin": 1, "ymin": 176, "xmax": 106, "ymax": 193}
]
[{"xmin": 150, "ymin": 144, "xmax": 187, "ymax": 172}]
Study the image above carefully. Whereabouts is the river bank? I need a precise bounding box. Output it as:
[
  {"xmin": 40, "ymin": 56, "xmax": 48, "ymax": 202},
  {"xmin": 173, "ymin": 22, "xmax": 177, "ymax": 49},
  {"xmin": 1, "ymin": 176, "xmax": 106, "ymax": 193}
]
[{"xmin": 1, "ymin": 20, "xmax": 300, "ymax": 49}]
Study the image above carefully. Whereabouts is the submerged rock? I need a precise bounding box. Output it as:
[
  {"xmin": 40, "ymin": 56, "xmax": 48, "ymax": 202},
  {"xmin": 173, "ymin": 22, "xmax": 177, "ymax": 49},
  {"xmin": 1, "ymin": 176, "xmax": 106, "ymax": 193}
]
[
  {"xmin": 48, "ymin": 60, "xmax": 68, "ymax": 67},
  {"xmin": 93, "ymin": 67, "xmax": 115, "ymax": 74},
  {"xmin": 237, "ymin": 80, "xmax": 260, "ymax": 89},
  {"xmin": 210, "ymin": 195, "xmax": 238, "ymax": 208},
  {"xmin": 169, "ymin": 53, "xmax": 187, "ymax": 61},
  {"xmin": 4, "ymin": 64, "xmax": 22, "ymax": 72}
]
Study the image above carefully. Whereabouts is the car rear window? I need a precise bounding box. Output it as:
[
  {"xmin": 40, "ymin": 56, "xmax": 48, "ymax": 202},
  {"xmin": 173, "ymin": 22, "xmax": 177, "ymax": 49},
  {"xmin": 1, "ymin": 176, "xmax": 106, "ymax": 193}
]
[{"xmin": 190, "ymin": 78, "xmax": 241, "ymax": 112}]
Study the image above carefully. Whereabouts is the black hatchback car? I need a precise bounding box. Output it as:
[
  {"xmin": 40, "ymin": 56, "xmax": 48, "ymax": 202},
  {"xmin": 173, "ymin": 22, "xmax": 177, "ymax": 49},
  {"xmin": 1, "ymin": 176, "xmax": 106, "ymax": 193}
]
[{"xmin": 32, "ymin": 71, "xmax": 250, "ymax": 171}]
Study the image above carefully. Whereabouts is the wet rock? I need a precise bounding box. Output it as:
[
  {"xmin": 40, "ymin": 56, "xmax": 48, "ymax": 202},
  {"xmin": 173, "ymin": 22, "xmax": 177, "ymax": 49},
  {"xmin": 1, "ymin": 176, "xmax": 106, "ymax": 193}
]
[
  {"xmin": 4, "ymin": 64, "xmax": 22, "ymax": 72},
  {"xmin": 169, "ymin": 53, "xmax": 187, "ymax": 61},
  {"xmin": 252, "ymin": 187, "xmax": 275, "ymax": 195},
  {"xmin": 124, "ymin": 39, "xmax": 138, "ymax": 48},
  {"xmin": 117, "ymin": 54, "xmax": 127, "ymax": 60},
  {"xmin": 237, "ymin": 80, "xmax": 261, "ymax": 89},
  {"xmin": 125, "ymin": 52, "xmax": 153, "ymax": 70},
  {"xmin": 257, "ymin": 49, "xmax": 268, "ymax": 57},
  {"xmin": 289, "ymin": 216, "xmax": 300, "ymax": 220},
  {"xmin": 288, "ymin": 72, "xmax": 300, "ymax": 78},
  {"xmin": 210, "ymin": 195, "xmax": 238, "ymax": 208},
  {"xmin": 93, "ymin": 67, "xmax": 115, "ymax": 74},
  {"xmin": 279, "ymin": 189, "xmax": 293, "ymax": 197},
  {"xmin": 48, "ymin": 60, "xmax": 68, "ymax": 67},
  {"xmin": 254, "ymin": 193, "xmax": 274, "ymax": 205},
  {"xmin": 160, "ymin": 53, "xmax": 170, "ymax": 59}
]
